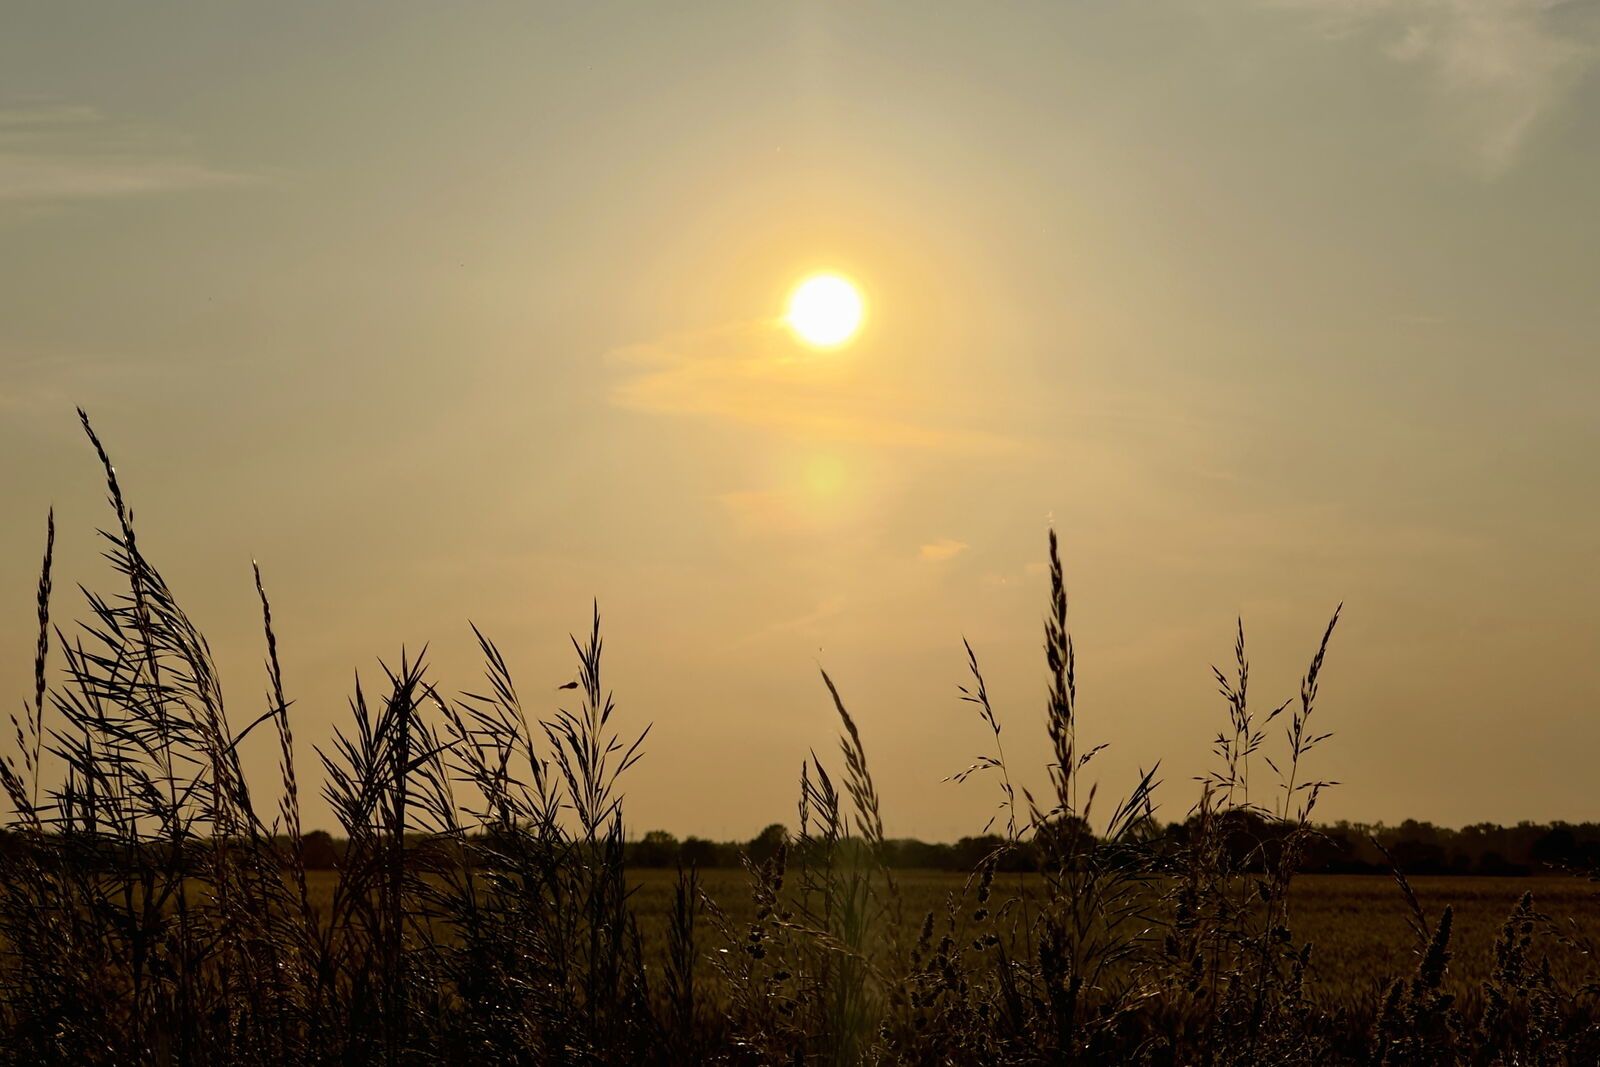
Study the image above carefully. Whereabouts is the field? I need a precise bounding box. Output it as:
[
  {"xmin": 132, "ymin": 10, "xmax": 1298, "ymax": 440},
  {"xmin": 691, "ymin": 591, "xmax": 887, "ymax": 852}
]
[
  {"xmin": 298, "ymin": 865, "xmax": 1600, "ymax": 1002},
  {"xmin": 620, "ymin": 868, "xmax": 1600, "ymax": 1023},
  {"xmin": 618, "ymin": 870, "xmax": 1600, "ymax": 1003}
]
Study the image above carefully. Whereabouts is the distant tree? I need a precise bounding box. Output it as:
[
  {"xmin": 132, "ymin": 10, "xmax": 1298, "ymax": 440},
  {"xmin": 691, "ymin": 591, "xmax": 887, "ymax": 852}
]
[
  {"xmin": 1533, "ymin": 826, "xmax": 1577, "ymax": 870},
  {"xmin": 1388, "ymin": 838, "xmax": 1448, "ymax": 875},
  {"xmin": 954, "ymin": 835, "xmax": 1007, "ymax": 872},
  {"xmin": 680, "ymin": 836, "xmax": 720, "ymax": 868},
  {"xmin": 632, "ymin": 829, "xmax": 679, "ymax": 867},
  {"xmin": 1036, "ymin": 814, "xmax": 1096, "ymax": 866},
  {"xmin": 300, "ymin": 829, "xmax": 339, "ymax": 870},
  {"xmin": 1301, "ymin": 827, "xmax": 1359, "ymax": 872},
  {"xmin": 1176, "ymin": 807, "xmax": 1288, "ymax": 872},
  {"xmin": 1395, "ymin": 819, "xmax": 1443, "ymax": 849},
  {"xmin": 747, "ymin": 823, "xmax": 787, "ymax": 864},
  {"xmin": 1479, "ymin": 850, "xmax": 1529, "ymax": 877},
  {"xmin": 886, "ymin": 838, "xmax": 957, "ymax": 870}
]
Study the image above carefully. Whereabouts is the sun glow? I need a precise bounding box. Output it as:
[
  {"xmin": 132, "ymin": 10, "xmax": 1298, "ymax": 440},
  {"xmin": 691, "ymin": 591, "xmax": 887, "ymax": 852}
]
[{"xmin": 785, "ymin": 274, "xmax": 864, "ymax": 348}]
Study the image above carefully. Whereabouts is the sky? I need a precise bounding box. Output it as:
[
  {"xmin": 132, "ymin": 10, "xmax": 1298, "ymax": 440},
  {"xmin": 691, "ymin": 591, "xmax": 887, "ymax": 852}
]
[{"xmin": 1, "ymin": 1, "xmax": 1597, "ymax": 842}]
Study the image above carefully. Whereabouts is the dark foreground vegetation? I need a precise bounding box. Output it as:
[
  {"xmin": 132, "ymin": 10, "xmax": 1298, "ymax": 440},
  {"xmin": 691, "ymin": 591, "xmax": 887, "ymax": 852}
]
[{"xmin": 4, "ymin": 413, "xmax": 1600, "ymax": 1065}]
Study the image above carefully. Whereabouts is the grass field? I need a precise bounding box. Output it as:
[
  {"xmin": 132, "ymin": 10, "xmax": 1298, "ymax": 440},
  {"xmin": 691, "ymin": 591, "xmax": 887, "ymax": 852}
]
[
  {"xmin": 303, "ymin": 863, "xmax": 1600, "ymax": 1015},
  {"xmin": 621, "ymin": 870, "xmax": 1600, "ymax": 1004}
]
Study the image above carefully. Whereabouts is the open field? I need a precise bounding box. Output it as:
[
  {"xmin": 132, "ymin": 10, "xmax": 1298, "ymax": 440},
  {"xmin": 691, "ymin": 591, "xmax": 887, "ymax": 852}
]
[
  {"xmin": 624, "ymin": 870, "xmax": 1600, "ymax": 1003},
  {"xmin": 300, "ymin": 866, "xmax": 1600, "ymax": 1009}
]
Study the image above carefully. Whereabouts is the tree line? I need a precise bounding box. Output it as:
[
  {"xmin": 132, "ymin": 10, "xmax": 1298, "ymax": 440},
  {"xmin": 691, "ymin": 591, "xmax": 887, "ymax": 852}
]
[
  {"xmin": 13, "ymin": 815, "xmax": 1592, "ymax": 876},
  {"xmin": 619, "ymin": 816, "xmax": 1600, "ymax": 876}
]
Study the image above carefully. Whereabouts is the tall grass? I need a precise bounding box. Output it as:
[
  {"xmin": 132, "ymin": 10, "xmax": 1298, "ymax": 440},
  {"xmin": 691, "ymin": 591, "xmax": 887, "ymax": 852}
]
[{"xmin": 3, "ymin": 415, "xmax": 1599, "ymax": 1064}]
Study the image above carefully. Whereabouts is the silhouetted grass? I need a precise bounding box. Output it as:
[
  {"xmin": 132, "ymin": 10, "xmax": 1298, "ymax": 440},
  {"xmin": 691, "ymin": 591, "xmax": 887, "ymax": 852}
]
[{"xmin": 4, "ymin": 414, "xmax": 1600, "ymax": 1064}]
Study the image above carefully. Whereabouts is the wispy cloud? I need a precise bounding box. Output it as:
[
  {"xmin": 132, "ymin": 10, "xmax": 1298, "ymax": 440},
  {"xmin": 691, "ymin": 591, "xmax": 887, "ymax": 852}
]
[
  {"xmin": 608, "ymin": 325, "xmax": 1019, "ymax": 453},
  {"xmin": 919, "ymin": 538, "xmax": 970, "ymax": 562},
  {"xmin": 0, "ymin": 103, "xmax": 250, "ymax": 205},
  {"xmin": 1265, "ymin": 0, "xmax": 1600, "ymax": 173}
]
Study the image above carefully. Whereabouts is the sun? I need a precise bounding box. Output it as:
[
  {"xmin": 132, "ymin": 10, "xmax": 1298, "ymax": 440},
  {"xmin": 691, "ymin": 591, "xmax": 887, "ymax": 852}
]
[{"xmin": 785, "ymin": 273, "xmax": 864, "ymax": 348}]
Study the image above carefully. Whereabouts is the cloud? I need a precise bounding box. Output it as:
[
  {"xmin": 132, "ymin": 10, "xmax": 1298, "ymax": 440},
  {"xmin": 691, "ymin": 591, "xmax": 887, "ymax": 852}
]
[
  {"xmin": 1264, "ymin": 0, "xmax": 1600, "ymax": 173},
  {"xmin": 919, "ymin": 538, "xmax": 970, "ymax": 562},
  {"xmin": 608, "ymin": 326, "xmax": 1019, "ymax": 453},
  {"xmin": 0, "ymin": 103, "xmax": 250, "ymax": 205}
]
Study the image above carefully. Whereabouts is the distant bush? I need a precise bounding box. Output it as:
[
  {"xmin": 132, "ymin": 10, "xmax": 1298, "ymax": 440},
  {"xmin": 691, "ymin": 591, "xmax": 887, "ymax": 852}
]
[{"xmin": 298, "ymin": 829, "xmax": 339, "ymax": 869}]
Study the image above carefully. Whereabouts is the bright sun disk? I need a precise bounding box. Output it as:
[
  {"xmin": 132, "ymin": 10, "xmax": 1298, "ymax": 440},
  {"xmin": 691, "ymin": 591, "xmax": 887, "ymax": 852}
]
[{"xmin": 786, "ymin": 274, "xmax": 864, "ymax": 348}]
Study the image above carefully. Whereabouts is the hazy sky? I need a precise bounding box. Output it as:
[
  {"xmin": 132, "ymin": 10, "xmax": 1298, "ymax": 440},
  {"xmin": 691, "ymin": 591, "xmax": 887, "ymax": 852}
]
[{"xmin": 3, "ymin": 2, "xmax": 1597, "ymax": 841}]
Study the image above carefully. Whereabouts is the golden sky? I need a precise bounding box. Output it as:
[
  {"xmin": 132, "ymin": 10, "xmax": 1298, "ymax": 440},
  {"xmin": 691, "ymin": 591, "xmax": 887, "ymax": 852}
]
[{"xmin": 2, "ymin": 2, "xmax": 1597, "ymax": 840}]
